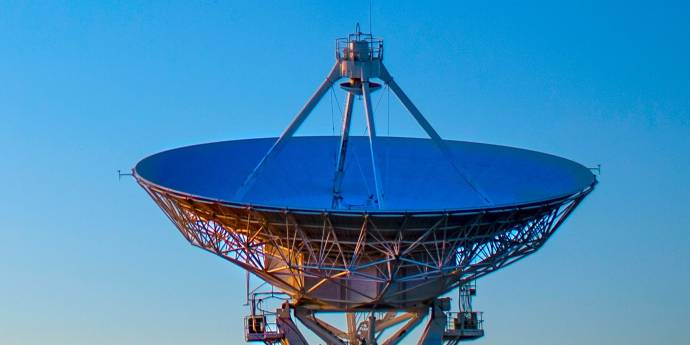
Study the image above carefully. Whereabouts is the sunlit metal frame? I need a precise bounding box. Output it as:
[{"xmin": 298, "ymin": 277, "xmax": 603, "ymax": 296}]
[{"xmin": 135, "ymin": 174, "xmax": 594, "ymax": 312}]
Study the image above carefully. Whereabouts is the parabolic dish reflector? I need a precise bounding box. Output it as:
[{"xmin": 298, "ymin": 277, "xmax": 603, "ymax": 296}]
[
  {"xmin": 134, "ymin": 136, "xmax": 595, "ymax": 310},
  {"xmin": 135, "ymin": 136, "xmax": 594, "ymax": 213}
]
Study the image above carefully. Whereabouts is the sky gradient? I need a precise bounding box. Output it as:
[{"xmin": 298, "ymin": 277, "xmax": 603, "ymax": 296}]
[{"xmin": 1, "ymin": 1, "xmax": 689, "ymax": 344}]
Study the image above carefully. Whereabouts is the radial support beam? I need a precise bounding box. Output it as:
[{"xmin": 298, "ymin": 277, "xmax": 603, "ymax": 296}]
[
  {"xmin": 380, "ymin": 312, "xmax": 425, "ymax": 345},
  {"xmin": 376, "ymin": 312, "xmax": 417, "ymax": 331},
  {"xmin": 294, "ymin": 308, "xmax": 347, "ymax": 345},
  {"xmin": 236, "ymin": 62, "xmax": 342, "ymax": 200},
  {"xmin": 276, "ymin": 304, "xmax": 310, "ymax": 345},
  {"xmin": 368, "ymin": 315, "xmax": 377, "ymax": 345},
  {"xmin": 347, "ymin": 313, "xmax": 358, "ymax": 344},
  {"xmin": 417, "ymin": 300, "xmax": 448, "ymax": 345},
  {"xmin": 380, "ymin": 64, "xmax": 492, "ymax": 206},
  {"xmin": 332, "ymin": 91, "xmax": 356, "ymax": 208},
  {"xmin": 362, "ymin": 80, "xmax": 384, "ymax": 208},
  {"xmin": 291, "ymin": 309, "xmax": 428, "ymax": 345},
  {"xmin": 379, "ymin": 65, "xmax": 442, "ymax": 142}
]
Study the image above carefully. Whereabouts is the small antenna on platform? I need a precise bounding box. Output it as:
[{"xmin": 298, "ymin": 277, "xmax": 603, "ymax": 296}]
[
  {"xmin": 117, "ymin": 169, "xmax": 133, "ymax": 181},
  {"xmin": 589, "ymin": 164, "xmax": 602, "ymax": 176},
  {"xmin": 369, "ymin": 0, "xmax": 373, "ymax": 34}
]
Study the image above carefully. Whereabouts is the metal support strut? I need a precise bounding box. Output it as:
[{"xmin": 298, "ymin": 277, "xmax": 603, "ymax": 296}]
[
  {"xmin": 332, "ymin": 91, "xmax": 355, "ymax": 208},
  {"xmin": 361, "ymin": 80, "xmax": 384, "ymax": 207},
  {"xmin": 379, "ymin": 65, "xmax": 492, "ymax": 206},
  {"xmin": 235, "ymin": 63, "xmax": 341, "ymax": 200},
  {"xmin": 290, "ymin": 306, "xmax": 427, "ymax": 345},
  {"xmin": 236, "ymin": 27, "xmax": 490, "ymax": 210},
  {"xmin": 417, "ymin": 299, "xmax": 449, "ymax": 345}
]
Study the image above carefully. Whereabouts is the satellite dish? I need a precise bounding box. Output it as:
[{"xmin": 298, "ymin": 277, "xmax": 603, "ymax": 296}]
[{"xmin": 134, "ymin": 28, "xmax": 596, "ymax": 345}]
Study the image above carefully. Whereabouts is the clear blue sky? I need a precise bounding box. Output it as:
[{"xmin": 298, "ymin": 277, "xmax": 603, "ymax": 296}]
[{"xmin": 1, "ymin": 1, "xmax": 688, "ymax": 344}]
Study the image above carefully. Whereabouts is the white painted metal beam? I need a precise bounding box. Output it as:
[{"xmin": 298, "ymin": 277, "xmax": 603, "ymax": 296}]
[
  {"xmin": 362, "ymin": 80, "xmax": 384, "ymax": 208},
  {"xmin": 236, "ymin": 62, "xmax": 342, "ymax": 200},
  {"xmin": 332, "ymin": 91, "xmax": 356, "ymax": 208}
]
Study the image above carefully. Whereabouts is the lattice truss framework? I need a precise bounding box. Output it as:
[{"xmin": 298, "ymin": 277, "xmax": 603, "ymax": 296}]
[{"xmin": 139, "ymin": 180, "xmax": 592, "ymax": 311}]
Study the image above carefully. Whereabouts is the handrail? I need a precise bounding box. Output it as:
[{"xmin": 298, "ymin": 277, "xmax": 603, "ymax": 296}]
[
  {"xmin": 446, "ymin": 311, "xmax": 484, "ymax": 331},
  {"xmin": 335, "ymin": 36, "xmax": 384, "ymax": 61}
]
